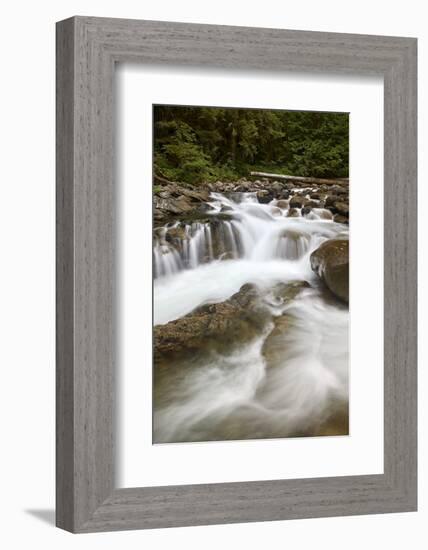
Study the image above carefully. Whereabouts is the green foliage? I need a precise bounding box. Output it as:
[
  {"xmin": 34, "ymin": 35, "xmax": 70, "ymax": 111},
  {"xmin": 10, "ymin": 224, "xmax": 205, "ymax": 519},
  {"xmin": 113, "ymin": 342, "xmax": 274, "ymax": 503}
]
[{"xmin": 153, "ymin": 105, "xmax": 349, "ymax": 184}]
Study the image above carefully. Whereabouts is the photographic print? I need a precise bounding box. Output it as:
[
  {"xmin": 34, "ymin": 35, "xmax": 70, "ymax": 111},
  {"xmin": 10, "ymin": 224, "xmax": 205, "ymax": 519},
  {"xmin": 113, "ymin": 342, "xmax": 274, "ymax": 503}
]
[{"xmin": 153, "ymin": 104, "xmax": 349, "ymax": 444}]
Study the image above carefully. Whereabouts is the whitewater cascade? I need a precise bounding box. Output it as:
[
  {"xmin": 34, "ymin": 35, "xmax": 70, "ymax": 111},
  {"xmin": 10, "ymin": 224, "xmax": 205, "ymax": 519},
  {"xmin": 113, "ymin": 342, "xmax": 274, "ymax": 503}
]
[
  {"xmin": 153, "ymin": 192, "xmax": 342, "ymax": 278},
  {"xmin": 153, "ymin": 192, "xmax": 349, "ymax": 443}
]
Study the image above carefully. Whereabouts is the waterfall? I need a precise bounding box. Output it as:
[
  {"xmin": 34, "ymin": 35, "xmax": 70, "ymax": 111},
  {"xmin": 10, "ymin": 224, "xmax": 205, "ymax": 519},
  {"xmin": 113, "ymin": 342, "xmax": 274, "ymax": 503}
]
[
  {"xmin": 153, "ymin": 190, "xmax": 349, "ymax": 443},
  {"xmin": 153, "ymin": 192, "xmax": 342, "ymax": 279}
]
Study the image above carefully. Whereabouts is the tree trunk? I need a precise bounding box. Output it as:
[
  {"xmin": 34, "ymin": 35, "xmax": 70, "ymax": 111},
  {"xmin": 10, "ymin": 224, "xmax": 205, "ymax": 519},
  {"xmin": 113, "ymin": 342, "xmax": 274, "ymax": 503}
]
[{"xmin": 250, "ymin": 171, "xmax": 349, "ymax": 186}]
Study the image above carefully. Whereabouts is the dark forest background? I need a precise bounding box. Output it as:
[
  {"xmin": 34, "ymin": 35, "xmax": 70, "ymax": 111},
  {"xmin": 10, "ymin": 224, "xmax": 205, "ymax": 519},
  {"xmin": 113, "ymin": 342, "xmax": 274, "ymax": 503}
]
[{"xmin": 153, "ymin": 105, "xmax": 349, "ymax": 185}]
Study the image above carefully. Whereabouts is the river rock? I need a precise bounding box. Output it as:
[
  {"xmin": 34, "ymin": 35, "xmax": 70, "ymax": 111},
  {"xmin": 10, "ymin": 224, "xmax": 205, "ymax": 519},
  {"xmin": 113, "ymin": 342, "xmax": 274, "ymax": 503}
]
[
  {"xmin": 317, "ymin": 208, "xmax": 333, "ymax": 220},
  {"xmin": 331, "ymin": 185, "xmax": 348, "ymax": 196},
  {"xmin": 289, "ymin": 196, "xmax": 308, "ymax": 208},
  {"xmin": 268, "ymin": 281, "xmax": 310, "ymax": 305},
  {"xmin": 302, "ymin": 200, "xmax": 319, "ymax": 215},
  {"xmin": 271, "ymin": 181, "xmax": 283, "ymax": 193},
  {"xmin": 279, "ymin": 190, "xmax": 290, "ymax": 200},
  {"xmin": 153, "ymin": 177, "xmax": 212, "ymax": 223},
  {"xmin": 325, "ymin": 194, "xmax": 340, "ymax": 207},
  {"xmin": 287, "ymin": 208, "xmax": 301, "ymax": 218},
  {"xmin": 174, "ymin": 196, "xmax": 195, "ymax": 213},
  {"xmin": 257, "ymin": 190, "xmax": 274, "ymax": 203},
  {"xmin": 154, "ymin": 195, "xmax": 189, "ymax": 214},
  {"xmin": 276, "ymin": 199, "xmax": 289, "ymax": 209},
  {"xmin": 180, "ymin": 187, "xmax": 210, "ymax": 202},
  {"xmin": 154, "ymin": 284, "xmax": 269, "ymax": 362},
  {"xmin": 310, "ymin": 239, "xmax": 349, "ymax": 303},
  {"xmin": 154, "ymin": 281, "xmax": 309, "ymax": 363},
  {"xmin": 333, "ymin": 214, "xmax": 348, "ymax": 225},
  {"xmin": 333, "ymin": 201, "xmax": 349, "ymax": 216},
  {"xmin": 165, "ymin": 225, "xmax": 187, "ymax": 242}
]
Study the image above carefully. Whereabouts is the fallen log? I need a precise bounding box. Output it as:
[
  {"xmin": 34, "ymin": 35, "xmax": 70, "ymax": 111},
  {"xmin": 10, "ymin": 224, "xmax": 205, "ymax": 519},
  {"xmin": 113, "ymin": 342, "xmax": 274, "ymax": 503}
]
[
  {"xmin": 250, "ymin": 171, "xmax": 349, "ymax": 186},
  {"xmin": 154, "ymin": 173, "xmax": 174, "ymax": 185}
]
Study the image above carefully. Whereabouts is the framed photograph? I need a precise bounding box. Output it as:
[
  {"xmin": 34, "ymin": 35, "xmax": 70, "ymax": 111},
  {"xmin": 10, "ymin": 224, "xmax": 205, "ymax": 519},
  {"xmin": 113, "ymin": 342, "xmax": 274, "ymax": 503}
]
[{"xmin": 56, "ymin": 16, "xmax": 417, "ymax": 533}]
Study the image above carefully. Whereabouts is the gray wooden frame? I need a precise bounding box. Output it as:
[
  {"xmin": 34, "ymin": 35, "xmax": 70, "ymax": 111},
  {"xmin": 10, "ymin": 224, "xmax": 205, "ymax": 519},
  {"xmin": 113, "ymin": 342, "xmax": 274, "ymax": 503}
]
[{"xmin": 56, "ymin": 16, "xmax": 417, "ymax": 533}]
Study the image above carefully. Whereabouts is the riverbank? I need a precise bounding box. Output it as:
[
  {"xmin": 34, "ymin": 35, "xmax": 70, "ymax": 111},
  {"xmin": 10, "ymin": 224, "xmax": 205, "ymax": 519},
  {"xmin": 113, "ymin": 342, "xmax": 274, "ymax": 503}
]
[{"xmin": 154, "ymin": 174, "xmax": 349, "ymax": 226}]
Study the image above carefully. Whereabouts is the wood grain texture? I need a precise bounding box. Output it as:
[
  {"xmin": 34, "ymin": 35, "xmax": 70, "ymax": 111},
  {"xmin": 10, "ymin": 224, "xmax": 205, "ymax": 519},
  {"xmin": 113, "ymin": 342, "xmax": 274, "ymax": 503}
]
[
  {"xmin": 56, "ymin": 16, "xmax": 417, "ymax": 533},
  {"xmin": 56, "ymin": 18, "xmax": 75, "ymax": 532}
]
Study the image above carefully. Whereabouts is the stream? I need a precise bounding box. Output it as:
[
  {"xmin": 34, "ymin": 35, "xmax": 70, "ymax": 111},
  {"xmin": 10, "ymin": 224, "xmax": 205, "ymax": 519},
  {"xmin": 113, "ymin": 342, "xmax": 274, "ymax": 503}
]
[{"xmin": 153, "ymin": 192, "xmax": 349, "ymax": 443}]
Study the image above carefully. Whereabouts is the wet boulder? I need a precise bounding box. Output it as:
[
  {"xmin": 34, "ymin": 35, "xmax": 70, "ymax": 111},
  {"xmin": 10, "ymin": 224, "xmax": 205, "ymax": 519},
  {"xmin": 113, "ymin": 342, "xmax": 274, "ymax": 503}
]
[
  {"xmin": 271, "ymin": 181, "xmax": 283, "ymax": 194},
  {"xmin": 307, "ymin": 208, "xmax": 333, "ymax": 220},
  {"xmin": 287, "ymin": 208, "xmax": 301, "ymax": 218},
  {"xmin": 325, "ymin": 194, "xmax": 340, "ymax": 207},
  {"xmin": 289, "ymin": 196, "xmax": 307, "ymax": 208},
  {"xmin": 154, "ymin": 284, "xmax": 269, "ymax": 362},
  {"xmin": 279, "ymin": 190, "xmax": 290, "ymax": 200},
  {"xmin": 333, "ymin": 201, "xmax": 349, "ymax": 216},
  {"xmin": 153, "ymin": 179, "xmax": 211, "ymax": 223},
  {"xmin": 268, "ymin": 281, "xmax": 310, "ymax": 304},
  {"xmin": 164, "ymin": 225, "xmax": 188, "ymax": 245},
  {"xmin": 276, "ymin": 199, "xmax": 289, "ymax": 209},
  {"xmin": 333, "ymin": 214, "xmax": 349, "ymax": 225},
  {"xmin": 154, "ymin": 281, "xmax": 309, "ymax": 364},
  {"xmin": 310, "ymin": 239, "xmax": 349, "ymax": 303},
  {"xmin": 331, "ymin": 185, "xmax": 349, "ymax": 196},
  {"xmin": 257, "ymin": 190, "xmax": 274, "ymax": 203},
  {"xmin": 319, "ymin": 209, "xmax": 334, "ymax": 220},
  {"xmin": 154, "ymin": 194, "xmax": 194, "ymax": 217},
  {"xmin": 302, "ymin": 200, "xmax": 319, "ymax": 215}
]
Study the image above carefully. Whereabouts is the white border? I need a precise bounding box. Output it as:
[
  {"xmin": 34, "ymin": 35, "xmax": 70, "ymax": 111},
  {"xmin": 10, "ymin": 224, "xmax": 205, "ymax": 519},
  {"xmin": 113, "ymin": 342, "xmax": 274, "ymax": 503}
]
[{"xmin": 117, "ymin": 65, "xmax": 384, "ymax": 488}]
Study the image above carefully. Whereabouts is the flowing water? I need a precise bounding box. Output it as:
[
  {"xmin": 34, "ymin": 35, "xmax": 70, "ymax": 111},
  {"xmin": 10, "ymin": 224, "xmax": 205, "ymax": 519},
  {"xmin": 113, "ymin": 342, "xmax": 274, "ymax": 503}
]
[{"xmin": 153, "ymin": 192, "xmax": 349, "ymax": 443}]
